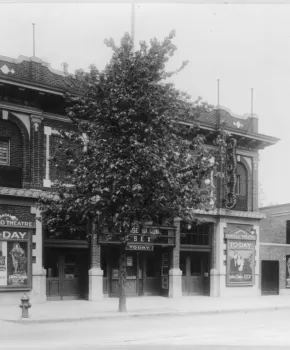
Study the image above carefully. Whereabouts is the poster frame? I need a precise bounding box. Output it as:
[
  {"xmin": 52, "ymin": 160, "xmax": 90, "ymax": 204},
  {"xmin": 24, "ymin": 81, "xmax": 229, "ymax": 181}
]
[
  {"xmin": 0, "ymin": 229, "xmax": 32, "ymax": 292},
  {"xmin": 226, "ymin": 239, "xmax": 255, "ymax": 287}
]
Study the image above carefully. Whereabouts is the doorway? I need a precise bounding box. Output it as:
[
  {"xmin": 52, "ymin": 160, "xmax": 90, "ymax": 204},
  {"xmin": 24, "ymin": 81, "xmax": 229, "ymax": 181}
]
[
  {"xmin": 180, "ymin": 251, "xmax": 210, "ymax": 296},
  {"xmin": 45, "ymin": 248, "xmax": 89, "ymax": 300},
  {"xmin": 261, "ymin": 260, "xmax": 279, "ymax": 295}
]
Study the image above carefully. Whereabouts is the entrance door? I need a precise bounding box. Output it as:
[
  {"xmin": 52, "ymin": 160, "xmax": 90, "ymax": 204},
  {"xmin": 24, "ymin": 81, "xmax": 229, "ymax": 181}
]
[
  {"xmin": 110, "ymin": 251, "xmax": 143, "ymax": 296},
  {"xmin": 46, "ymin": 249, "xmax": 89, "ymax": 300},
  {"xmin": 261, "ymin": 260, "xmax": 279, "ymax": 295},
  {"xmin": 181, "ymin": 252, "xmax": 210, "ymax": 296}
]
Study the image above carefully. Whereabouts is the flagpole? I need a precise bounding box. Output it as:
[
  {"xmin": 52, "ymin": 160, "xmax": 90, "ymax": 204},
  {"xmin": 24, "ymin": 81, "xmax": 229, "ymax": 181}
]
[
  {"xmin": 32, "ymin": 23, "xmax": 36, "ymax": 57},
  {"xmin": 251, "ymin": 88, "xmax": 254, "ymax": 117},
  {"xmin": 131, "ymin": 2, "xmax": 135, "ymax": 52},
  {"xmin": 217, "ymin": 79, "xmax": 220, "ymax": 108}
]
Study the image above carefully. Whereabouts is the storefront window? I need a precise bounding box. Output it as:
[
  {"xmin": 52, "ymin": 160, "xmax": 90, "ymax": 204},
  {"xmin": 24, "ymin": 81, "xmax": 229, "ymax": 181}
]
[
  {"xmin": 126, "ymin": 255, "xmax": 136, "ymax": 277},
  {"xmin": 180, "ymin": 222, "xmax": 210, "ymax": 245}
]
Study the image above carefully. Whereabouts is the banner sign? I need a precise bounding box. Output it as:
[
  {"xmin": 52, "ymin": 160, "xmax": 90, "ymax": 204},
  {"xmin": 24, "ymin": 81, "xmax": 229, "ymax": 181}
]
[
  {"xmin": 225, "ymin": 233, "xmax": 256, "ymax": 241},
  {"xmin": 99, "ymin": 225, "xmax": 175, "ymax": 247},
  {"xmin": 0, "ymin": 230, "xmax": 28, "ymax": 240},
  {"xmin": 0, "ymin": 214, "xmax": 34, "ymax": 228},
  {"xmin": 0, "ymin": 226, "xmax": 31, "ymax": 290},
  {"xmin": 126, "ymin": 244, "xmax": 154, "ymax": 251},
  {"xmin": 227, "ymin": 240, "xmax": 255, "ymax": 286}
]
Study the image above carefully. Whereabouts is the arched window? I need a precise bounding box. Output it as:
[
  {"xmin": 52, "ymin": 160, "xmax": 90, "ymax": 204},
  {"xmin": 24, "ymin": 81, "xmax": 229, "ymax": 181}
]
[
  {"xmin": 235, "ymin": 163, "xmax": 248, "ymax": 211},
  {"xmin": 0, "ymin": 120, "xmax": 23, "ymax": 188}
]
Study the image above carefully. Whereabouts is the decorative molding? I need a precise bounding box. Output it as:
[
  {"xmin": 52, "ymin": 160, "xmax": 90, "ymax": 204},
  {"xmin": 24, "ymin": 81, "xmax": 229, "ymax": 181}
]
[
  {"xmin": 2, "ymin": 109, "xmax": 8, "ymax": 119},
  {"xmin": 30, "ymin": 114, "xmax": 43, "ymax": 131},
  {"xmin": 0, "ymin": 78, "xmax": 64, "ymax": 96},
  {"xmin": 43, "ymin": 113, "xmax": 70, "ymax": 123},
  {"xmin": 270, "ymin": 211, "xmax": 290, "ymax": 217},
  {"xmin": 0, "ymin": 64, "xmax": 15, "ymax": 75},
  {"xmin": 193, "ymin": 208, "xmax": 265, "ymax": 219},
  {"xmin": 0, "ymin": 101, "xmax": 42, "ymax": 115},
  {"xmin": 43, "ymin": 179, "xmax": 51, "ymax": 188},
  {"xmin": 44, "ymin": 126, "xmax": 52, "ymax": 136},
  {"xmin": 260, "ymin": 243, "xmax": 290, "ymax": 247}
]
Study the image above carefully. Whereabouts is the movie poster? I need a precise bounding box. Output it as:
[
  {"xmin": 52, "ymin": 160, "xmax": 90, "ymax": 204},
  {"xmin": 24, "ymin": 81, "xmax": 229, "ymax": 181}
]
[
  {"xmin": 0, "ymin": 241, "xmax": 7, "ymax": 286},
  {"xmin": 227, "ymin": 240, "xmax": 255, "ymax": 286},
  {"xmin": 286, "ymin": 255, "xmax": 290, "ymax": 288},
  {"xmin": 7, "ymin": 242, "xmax": 28, "ymax": 286}
]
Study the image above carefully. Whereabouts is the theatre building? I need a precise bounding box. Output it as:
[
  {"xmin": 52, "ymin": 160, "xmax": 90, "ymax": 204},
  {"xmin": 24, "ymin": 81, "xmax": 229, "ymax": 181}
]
[{"xmin": 0, "ymin": 54, "xmax": 279, "ymax": 304}]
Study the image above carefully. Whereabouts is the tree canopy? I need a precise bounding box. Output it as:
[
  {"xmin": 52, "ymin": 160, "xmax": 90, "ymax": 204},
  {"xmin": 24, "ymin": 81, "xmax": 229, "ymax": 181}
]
[{"xmin": 39, "ymin": 31, "xmax": 222, "ymax": 238}]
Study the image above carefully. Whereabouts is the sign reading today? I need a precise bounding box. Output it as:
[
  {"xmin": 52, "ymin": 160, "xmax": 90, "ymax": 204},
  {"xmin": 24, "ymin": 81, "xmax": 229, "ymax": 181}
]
[
  {"xmin": 0, "ymin": 214, "xmax": 34, "ymax": 228},
  {"xmin": 0, "ymin": 230, "xmax": 28, "ymax": 241},
  {"xmin": 126, "ymin": 244, "xmax": 154, "ymax": 251}
]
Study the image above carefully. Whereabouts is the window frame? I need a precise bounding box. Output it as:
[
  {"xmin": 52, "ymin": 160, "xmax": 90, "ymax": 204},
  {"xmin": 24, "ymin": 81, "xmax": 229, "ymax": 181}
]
[
  {"xmin": 236, "ymin": 174, "xmax": 241, "ymax": 195},
  {"xmin": 0, "ymin": 138, "xmax": 10, "ymax": 166},
  {"xmin": 286, "ymin": 220, "xmax": 290, "ymax": 244}
]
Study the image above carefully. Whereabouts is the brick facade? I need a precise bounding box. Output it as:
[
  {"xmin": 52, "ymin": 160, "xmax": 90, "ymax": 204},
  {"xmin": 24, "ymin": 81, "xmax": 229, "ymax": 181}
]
[
  {"xmin": 0, "ymin": 54, "xmax": 279, "ymax": 302},
  {"xmin": 260, "ymin": 204, "xmax": 290, "ymax": 293}
]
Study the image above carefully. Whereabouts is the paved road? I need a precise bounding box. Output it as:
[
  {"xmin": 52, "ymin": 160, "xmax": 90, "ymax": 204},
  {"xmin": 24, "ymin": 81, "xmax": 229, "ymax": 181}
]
[{"xmin": 1, "ymin": 310, "xmax": 290, "ymax": 349}]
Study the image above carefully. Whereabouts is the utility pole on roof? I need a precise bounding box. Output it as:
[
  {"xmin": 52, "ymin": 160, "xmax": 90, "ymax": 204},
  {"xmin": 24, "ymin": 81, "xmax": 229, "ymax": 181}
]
[
  {"xmin": 131, "ymin": 2, "xmax": 135, "ymax": 52},
  {"xmin": 251, "ymin": 88, "xmax": 254, "ymax": 118},
  {"xmin": 217, "ymin": 79, "xmax": 220, "ymax": 108},
  {"xmin": 32, "ymin": 23, "xmax": 36, "ymax": 57}
]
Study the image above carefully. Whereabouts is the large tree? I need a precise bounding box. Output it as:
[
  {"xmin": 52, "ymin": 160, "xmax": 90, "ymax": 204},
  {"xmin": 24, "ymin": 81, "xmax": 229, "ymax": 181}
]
[{"xmin": 39, "ymin": 31, "xmax": 223, "ymax": 312}]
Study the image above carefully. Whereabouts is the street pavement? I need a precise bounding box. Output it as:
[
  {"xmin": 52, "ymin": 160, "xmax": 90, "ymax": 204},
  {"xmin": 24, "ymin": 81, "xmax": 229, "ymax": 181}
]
[
  {"xmin": 2, "ymin": 295, "xmax": 290, "ymax": 323},
  {"xmin": 1, "ymin": 309, "xmax": 290, "ymax": 349}
]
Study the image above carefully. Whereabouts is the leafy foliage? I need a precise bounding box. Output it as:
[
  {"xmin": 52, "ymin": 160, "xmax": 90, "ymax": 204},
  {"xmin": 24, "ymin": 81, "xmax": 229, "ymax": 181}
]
[{"xmin": 39, "ymin": 31, "xmax": 221, "ymax": 240}]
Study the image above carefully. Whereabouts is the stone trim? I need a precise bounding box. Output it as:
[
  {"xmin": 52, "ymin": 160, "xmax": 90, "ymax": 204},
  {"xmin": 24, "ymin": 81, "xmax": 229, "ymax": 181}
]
[{"xmin": 193, "ymin": 208, "xmax": 265, "ymax": 219}]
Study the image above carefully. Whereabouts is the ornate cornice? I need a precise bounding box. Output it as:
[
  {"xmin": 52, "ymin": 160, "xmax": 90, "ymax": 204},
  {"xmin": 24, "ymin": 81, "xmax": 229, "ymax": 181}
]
[{"xmin": 193, "ymin": 208, "xmax": 266, "ymax": 220}]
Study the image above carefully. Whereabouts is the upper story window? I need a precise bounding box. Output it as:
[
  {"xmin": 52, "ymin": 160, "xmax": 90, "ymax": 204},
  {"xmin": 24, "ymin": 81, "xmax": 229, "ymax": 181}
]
[
  {"xmin": 236, "ymin": 174, "xmax": 241, "ymax": 195},
  {"xmin": 0, "ymin": 139, "xmax": 9, "ymax": 165},
  {"xmin": 180, "ymin": 222, "xmax": 211, "ymax": 246},
  {"xmin": 286, "ymin": 220, "xmax": 290, "ymax": 244}
]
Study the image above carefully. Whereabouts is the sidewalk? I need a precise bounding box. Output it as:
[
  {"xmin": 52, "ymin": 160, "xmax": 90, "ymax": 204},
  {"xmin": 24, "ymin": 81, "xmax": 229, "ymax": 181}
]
[{"xmin": 1, "ymin": 295, "xmax": 290, "ymax": 324}]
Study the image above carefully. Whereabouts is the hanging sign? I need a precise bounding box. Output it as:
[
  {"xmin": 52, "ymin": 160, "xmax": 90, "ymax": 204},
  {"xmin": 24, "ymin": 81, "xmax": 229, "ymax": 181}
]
[
  {"xmin": 126, "ymin": 244, "xmax": 154, "ymax": 251},
  {"xmin": 0, "ymin": 214, "xmax": 34, "ymax": 228}
]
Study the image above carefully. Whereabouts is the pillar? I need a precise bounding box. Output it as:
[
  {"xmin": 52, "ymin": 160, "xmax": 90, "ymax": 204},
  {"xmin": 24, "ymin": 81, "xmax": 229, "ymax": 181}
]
[
  {"xmin": 30, "ymin": 206, "xmax": 47, "ymax": 303},
  {"xmin": 30, "ymin": 114, "xmax": 44, "ymax": 189},
  {"xmin": 168, "ymin": 218, "xmax": 182, "ymax": 298},
  {"xmin": 252, "ymin": 156, "xmax": 259, "ymax": 212},
  {"xmin": 210, "ymin": 220, "xmax": 226, "ymax": 297},
  {"xmin": 88, "ymin": 221, "xmax": 103, "ymax": 301}
]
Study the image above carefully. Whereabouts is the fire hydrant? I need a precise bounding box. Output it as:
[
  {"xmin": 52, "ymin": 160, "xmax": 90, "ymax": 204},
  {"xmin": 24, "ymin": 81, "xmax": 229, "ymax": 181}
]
[{"xmin": 19, "ymin": 293, "xmax": 31, "ymax": 318}]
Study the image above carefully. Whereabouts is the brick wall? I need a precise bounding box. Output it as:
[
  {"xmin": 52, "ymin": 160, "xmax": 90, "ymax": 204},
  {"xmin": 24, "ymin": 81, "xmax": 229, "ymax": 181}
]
[
  {"xmin": 260, "ymin": 245, "xmax": 290, "ymax": 289},
  {"xmin": 260, "ymin": 204, "xmax": 290, "ymax": 244},
  {"xmin": 0, "ymin": 204, "xmax": 35, "ymax": 222}
]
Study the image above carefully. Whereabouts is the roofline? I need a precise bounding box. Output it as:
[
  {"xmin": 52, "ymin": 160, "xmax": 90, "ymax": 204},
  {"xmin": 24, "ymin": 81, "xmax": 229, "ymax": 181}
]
[
  {"xmin": 259, "ymin": 203, "xmax": 290, "ymax": 210},
  {"xmin": 178, "ymin": 120, "xmax": 279, "ymax": 145}
]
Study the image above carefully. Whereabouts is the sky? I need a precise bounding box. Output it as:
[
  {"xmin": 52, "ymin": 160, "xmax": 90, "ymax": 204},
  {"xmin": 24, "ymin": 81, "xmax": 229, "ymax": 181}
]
[{"xmin": 0, "ymin": 2, "xmax": 288, "ymax": 206}]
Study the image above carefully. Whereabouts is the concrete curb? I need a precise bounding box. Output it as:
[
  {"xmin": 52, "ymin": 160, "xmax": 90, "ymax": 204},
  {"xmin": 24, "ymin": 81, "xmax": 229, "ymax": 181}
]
[{"xmin": 1, "ymin": 305, "xmax": 287, "ymax": 325}]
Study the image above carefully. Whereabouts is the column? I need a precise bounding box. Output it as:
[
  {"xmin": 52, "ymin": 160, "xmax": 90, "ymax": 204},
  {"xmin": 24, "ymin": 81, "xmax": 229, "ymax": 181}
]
[
  {"xmin": 30, "ymin": 114, "xmax": 43, "ymax": 189},
  {"xmin": 30, "ymin": 206, "xmax": 47, "ymax": 303},
  {"xmin": 252, "ymin": 156, "xmax": 259, "ymax": 212},
  {"xmin": 88, "ymin": 220, "xmax": 103, "ymax": 301},
  {"xmin": 210, "ymin": 222, "xmax": 220, "ymax": 297},
  {"xmin": 168, "ymin": 218, "xmax": 182, "ymax": 298}
]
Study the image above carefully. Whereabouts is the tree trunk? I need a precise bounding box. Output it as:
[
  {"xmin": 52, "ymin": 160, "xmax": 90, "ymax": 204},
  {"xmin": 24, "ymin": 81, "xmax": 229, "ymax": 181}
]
[{"xmin": 118, "ymin": 244, "xmax": 127, "ymax": 312}]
